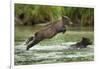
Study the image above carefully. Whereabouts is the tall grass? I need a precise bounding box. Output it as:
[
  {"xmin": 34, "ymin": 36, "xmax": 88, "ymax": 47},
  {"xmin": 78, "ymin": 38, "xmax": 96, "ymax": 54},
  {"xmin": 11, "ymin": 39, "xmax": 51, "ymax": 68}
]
[
  {"xmin": 15, "ymin": 4, "xmax": 94, "ymax": 27},
  {"xmin": 15, "ymin": 4, "xmax": 62, "ymax": 25},
  {"xmin": 64, "ymin": 7, "xmax": 94, "ymax": 27}
]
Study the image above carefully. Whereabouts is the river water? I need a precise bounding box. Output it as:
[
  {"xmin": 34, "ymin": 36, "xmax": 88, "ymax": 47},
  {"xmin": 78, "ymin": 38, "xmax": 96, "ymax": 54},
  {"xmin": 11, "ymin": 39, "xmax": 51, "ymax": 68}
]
[{"xmin": 14, "ymin": 42, "xmax": 94, "ymax": 65}]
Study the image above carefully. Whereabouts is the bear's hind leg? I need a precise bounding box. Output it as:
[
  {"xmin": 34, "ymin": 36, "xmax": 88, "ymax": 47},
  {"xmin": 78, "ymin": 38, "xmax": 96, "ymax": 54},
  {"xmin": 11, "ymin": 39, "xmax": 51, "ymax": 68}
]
[
  {"xmin": 25, "ymin": 36, "xmax": 35, "ymax": 45},
  {"xmin": 26, "ymin": 38, "xmax": 41, "ymax": 50}
]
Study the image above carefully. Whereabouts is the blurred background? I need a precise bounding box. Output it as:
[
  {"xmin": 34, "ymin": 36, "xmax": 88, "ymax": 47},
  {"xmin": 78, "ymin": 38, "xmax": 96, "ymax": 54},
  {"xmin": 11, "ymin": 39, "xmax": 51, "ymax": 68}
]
[{"xmin": 15, "ymin": 4, "xmax": 94, "ymax": 27}]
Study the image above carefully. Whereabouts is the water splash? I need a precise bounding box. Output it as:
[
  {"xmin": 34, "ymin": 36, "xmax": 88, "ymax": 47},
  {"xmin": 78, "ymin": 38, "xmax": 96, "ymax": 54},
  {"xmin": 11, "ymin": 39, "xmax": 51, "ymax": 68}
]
[{"xmin": 14, "ymin": 42, "xmax": 94, "ymax": 65}]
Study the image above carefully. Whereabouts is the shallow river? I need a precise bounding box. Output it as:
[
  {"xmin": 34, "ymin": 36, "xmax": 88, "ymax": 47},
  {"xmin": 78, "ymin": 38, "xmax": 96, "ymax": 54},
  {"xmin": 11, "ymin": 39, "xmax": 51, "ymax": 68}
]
[{"xmin": 14, "ymin": 42, "xmax": 94, "ymax": 65}]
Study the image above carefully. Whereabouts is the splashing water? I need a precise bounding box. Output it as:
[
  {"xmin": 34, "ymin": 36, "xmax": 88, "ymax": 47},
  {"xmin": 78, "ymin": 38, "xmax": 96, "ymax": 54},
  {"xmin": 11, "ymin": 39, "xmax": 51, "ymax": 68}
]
[{"xmin": 14, "ymin": 42, "xmax": 94, "ymax": 65}]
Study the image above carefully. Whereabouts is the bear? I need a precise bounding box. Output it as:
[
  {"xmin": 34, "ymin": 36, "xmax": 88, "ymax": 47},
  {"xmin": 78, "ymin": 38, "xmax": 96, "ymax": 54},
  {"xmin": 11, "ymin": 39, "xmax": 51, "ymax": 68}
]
[
  {"xmin": 25, "ymin": 16, "xmax": 73, "ymax": 50},
  {"xmin": 70, "ymin": 37, "xmax": 92, "ymax": 50}
]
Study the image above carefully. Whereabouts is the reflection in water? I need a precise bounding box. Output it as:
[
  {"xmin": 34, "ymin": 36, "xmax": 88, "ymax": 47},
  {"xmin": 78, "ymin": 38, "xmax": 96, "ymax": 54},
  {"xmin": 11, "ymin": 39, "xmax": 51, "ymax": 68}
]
[{"xmin": 14, "ymin": 42, "xmax": 94, "ymax": 65}]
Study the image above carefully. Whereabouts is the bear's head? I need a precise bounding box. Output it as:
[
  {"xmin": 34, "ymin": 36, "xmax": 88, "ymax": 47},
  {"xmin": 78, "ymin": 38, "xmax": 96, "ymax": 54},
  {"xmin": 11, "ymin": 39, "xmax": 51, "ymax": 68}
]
[
  {"xmin": 81, "ymin": 37, "xmax": 92, "ymax": 45},
  {"xmin": 62, "ymin": 16, "xmax": 73, "ymax": 26}
]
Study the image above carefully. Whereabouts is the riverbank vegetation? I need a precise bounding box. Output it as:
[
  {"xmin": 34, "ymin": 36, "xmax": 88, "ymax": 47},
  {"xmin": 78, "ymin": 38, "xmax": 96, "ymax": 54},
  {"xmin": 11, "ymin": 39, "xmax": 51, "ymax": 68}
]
[{"xmin": 15, "ymin": 4, "xmax": 94, "ymax": 27}]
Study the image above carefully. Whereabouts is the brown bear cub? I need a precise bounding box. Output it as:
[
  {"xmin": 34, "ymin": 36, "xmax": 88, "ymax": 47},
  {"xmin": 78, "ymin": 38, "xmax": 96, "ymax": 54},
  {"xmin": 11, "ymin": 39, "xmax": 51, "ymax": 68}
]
[
  {"xmin": 70, "ymin": 37, "xmax": 92, "ymax": 49},
  {"xmin": 25, "ymin": 16, "xmax": 72, "ymax": 50}
]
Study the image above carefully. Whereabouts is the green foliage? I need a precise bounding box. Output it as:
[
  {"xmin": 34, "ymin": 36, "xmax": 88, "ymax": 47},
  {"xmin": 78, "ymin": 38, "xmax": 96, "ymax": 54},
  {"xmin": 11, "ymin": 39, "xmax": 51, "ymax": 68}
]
[
  {"xmin": 64, "ymin": 7, "xmax": 94, "ymax": 27},
  {"xmin": 31, "ymin": 5, "xmax": 62, "ymax": 21},
  {"xmin": 15, "ymin": 4, "xmax": 94, "ymax": 27},
  {"xmin": 15, "ymin": 4, "xmax": 62, "ymax": 25}
]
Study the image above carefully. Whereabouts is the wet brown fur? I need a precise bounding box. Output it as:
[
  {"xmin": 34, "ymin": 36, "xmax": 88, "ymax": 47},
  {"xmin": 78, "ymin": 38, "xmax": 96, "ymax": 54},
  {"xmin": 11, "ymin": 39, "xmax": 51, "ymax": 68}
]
[{"xmin": 25, "ymin": 16, "xmax": 72, "ymax": 50}]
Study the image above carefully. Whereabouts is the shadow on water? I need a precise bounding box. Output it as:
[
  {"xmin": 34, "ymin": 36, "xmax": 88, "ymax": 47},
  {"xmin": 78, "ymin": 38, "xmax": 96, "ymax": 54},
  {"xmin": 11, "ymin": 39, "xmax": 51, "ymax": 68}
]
[{"xmin": 14, "ymin": 41, "xmax": 94, "ymax": 65}]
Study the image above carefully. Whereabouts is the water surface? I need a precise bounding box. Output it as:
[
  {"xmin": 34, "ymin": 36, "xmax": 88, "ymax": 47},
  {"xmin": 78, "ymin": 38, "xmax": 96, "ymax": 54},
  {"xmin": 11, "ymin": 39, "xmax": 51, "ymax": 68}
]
[{"xmin": 14, "ymin": 42, "xmax": 94, "ymax": 65}]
